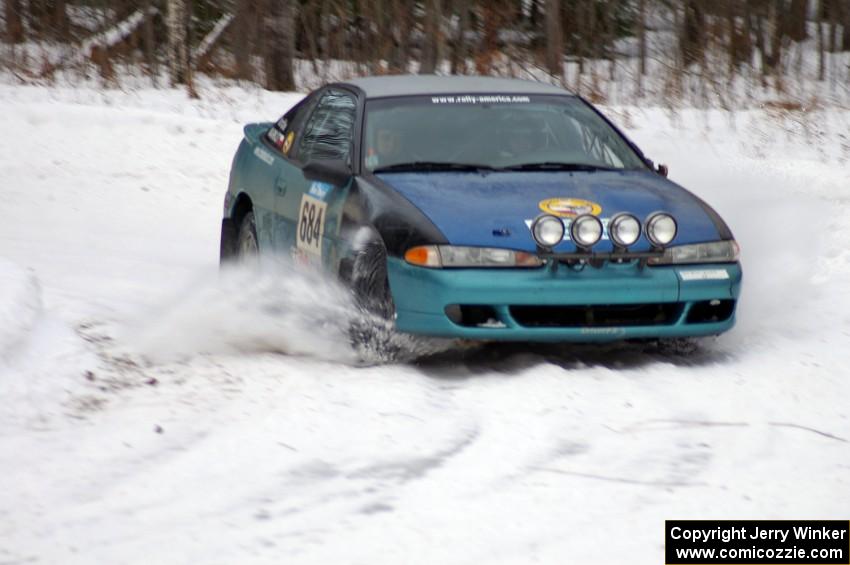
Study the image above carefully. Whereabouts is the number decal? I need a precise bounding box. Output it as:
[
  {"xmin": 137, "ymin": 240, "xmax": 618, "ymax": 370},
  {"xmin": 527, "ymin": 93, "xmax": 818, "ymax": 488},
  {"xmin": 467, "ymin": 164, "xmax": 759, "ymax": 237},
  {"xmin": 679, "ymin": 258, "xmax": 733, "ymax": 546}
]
[{"xmin": 297, "ymin": 195, "xmax": 327, "ymax": 258}]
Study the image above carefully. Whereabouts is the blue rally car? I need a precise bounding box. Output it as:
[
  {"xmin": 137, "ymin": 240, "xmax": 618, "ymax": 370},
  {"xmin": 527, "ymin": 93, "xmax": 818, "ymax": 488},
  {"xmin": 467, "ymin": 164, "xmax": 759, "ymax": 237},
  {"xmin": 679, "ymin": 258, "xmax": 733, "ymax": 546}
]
[{"xmin": 220, "ymin": 75, "xmax": 741, "ymax": 343}]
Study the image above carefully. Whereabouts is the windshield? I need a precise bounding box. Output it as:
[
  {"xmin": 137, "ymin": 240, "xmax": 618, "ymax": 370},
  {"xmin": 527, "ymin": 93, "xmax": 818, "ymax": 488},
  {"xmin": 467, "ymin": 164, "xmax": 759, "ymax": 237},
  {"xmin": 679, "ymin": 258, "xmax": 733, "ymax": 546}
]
[{"xmin": 363, "ymin": 94, "xmax": 647, "ymax": 172}]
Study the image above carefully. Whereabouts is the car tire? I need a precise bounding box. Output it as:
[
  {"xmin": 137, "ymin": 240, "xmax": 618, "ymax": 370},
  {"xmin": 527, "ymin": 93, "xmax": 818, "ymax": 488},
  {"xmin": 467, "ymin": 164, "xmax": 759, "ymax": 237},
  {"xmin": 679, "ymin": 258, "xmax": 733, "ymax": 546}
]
[
  {"xmin": 236, "ymin": 211, "xmax": 259, "ymax": 261},
  {"xmin": 219, "ymin": 218, "xmax": 238, "ymax": 264},
  {"xmin": 351, "ymin": 239, "xmax": 394, "ymax": 320}
]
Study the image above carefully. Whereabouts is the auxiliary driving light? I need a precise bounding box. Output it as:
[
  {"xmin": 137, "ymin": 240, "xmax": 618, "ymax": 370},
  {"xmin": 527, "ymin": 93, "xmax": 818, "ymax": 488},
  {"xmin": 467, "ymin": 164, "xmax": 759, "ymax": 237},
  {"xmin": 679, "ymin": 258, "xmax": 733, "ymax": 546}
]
[
  {"xmin": 609, "ymin": 213, "xmax": 641, "ymax": 248},
  {"xmin": 645, "ymin": 212, "xmax": 677, "ymax": 247},
  {"xmin": 569, "ymin": 214, "xmax": 603, "ymax": 249},
  {"xmin": 531, "ymin": 214, "xmax": 565, "ymax": 249}
]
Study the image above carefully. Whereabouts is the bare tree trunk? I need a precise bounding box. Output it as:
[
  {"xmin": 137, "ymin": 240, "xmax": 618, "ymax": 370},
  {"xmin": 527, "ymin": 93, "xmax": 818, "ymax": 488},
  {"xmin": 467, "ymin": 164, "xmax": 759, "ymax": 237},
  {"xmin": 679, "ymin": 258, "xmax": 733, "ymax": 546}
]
[
  {"xmin": 450, "ymin": 0, "xmax": 470, "ymax": 74},
  {"xmin": 843, "ymin": 0, "xmax": 850, "ymax": 50},
  {"xmin": 143, "ymin": 0, "xmax": 158, "ymax": 83},
  {"xmin": 726, "ymin": 0, "xmax": 735, "ymax": 76},
  {"xmin": 817, "ymin": 3, "xmax": 825, "ymax": 80},
  {"xmin": 786, "ymin": 0, "xmax": 808, "ymax": 41},
  {"xmin": 234, "ymin": 0, "xmax": 255, "ymax": 80},
  {"xmin": 604, "ymin": 0, "xmax": 615, "ymax": 80},
  {"xmin": 577, "ymin": 0, "xmax": 586, "ymax": 76},
  {"xmin": 587, "ymin": 0, "xmax": 597, "ymax": 62},
  {"xmin": 53, "ymin": 0, "xmax": 69, "ymax": 41},
  {"xmin": 476, "ymin": 1, "xmax": 500, "ymax": 75},
  {"xmin": 420, "ymin": 0, "xmax": 441, "ymax": 73},
  {"xmin": 638, "ymin": 0, "xmax": 647, "ymax": 75},
  {"xmin": 6, "ymin": 0, "xmax": 25, "ymax": 43},
  {"xmin": 265, "ymin": 0, "xmax": 296, "ymax": 91},
  {"xmin": 301, "ymin": 1, "xmax": 321, "ymax": 76},
  {"xmin": 768, "ymin": 0, "xmax": 783, "ymax": 73},
  {"xmin": 680, "ymin": 0, "xmax": 705, "ymax": 67},
  {"xmin": 545, "ymin": 0, "xmax": 563, "ymax": 79},
  {"xmin": 389, "ymin": 0, "xmax": 411, "ymax": 72},
  {"xmin": 167, "ymin": 0, "xmax": 190, "ymax": 85},
  {"xmin": 828, "ymin": 0, "xmax": 838, "ymax": 53}
]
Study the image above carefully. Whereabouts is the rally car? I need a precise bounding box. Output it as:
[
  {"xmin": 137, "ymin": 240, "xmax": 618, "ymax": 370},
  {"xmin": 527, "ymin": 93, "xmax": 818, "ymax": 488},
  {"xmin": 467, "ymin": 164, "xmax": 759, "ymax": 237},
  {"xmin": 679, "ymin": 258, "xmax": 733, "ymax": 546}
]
[{"xmin": 220, "ymin": 75, "xmax": 741, "ymax": 342}]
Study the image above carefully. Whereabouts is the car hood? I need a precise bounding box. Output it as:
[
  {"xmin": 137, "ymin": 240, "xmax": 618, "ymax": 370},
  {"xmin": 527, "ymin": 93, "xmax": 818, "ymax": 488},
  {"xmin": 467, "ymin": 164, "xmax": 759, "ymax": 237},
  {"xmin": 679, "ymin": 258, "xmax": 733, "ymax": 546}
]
[{"xmin": 375, "ymin": 170, "xmax": 727, "ymax": 253}]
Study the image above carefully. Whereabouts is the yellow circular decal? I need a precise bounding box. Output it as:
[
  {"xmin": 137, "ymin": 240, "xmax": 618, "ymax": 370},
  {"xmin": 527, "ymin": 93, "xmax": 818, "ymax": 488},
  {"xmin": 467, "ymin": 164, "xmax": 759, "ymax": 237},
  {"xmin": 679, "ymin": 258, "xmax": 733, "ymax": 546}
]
[
  {"xmin": 539, "ymin": 197, "xmax": 602, "ymax": 218},
  {"xmin": 282, "ymin": 131, "xmax": 295, "ymax": 155}
]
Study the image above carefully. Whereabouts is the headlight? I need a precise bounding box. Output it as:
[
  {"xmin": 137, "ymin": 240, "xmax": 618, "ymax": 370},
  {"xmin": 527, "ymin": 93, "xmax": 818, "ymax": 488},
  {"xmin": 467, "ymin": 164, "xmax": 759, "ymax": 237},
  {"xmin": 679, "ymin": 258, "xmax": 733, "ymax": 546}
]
[
  {"xmin": 648, "ymin": 240, "xmax": 740, "ymax": 265},
  {"xmin": 530, "ymin": 215, "xmax": 565, "ymax": 249},
  {"xmin": 645, "ymin": 212, "xmax": 677, "ymax": 247},
  {"xmin": 404, "ymin": 245, "xmax": 542, "ymax": 268},
  {"xmin": 608, "ymin": 213, "xmax": 641, "ymax": 247},
  {"xmin": 570, "ymin": 214, "xmax": 603, "ymax": 249}
]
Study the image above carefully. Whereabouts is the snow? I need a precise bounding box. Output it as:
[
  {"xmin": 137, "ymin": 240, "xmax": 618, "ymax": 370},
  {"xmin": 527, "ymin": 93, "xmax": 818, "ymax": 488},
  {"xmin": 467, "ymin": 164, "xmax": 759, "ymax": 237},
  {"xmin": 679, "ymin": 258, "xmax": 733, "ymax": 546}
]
[{"xmin": 1, "ymin": 80, "xmax": 849, "ymax": 565}]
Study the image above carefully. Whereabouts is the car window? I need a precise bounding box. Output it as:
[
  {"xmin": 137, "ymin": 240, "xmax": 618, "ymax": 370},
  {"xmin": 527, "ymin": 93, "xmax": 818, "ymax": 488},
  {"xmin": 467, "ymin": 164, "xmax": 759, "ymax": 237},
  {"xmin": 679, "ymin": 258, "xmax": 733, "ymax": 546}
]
[
  {"xmin": 266, "ymin": 95, "xmax": 315, "ymax": 157},
  {"xmin": 295, "ymin": 90, "xmax": 357, "ymax": 164},
  {"xmin": 362, "ymin": 95, "xmax": 646, "ymax": 171}
]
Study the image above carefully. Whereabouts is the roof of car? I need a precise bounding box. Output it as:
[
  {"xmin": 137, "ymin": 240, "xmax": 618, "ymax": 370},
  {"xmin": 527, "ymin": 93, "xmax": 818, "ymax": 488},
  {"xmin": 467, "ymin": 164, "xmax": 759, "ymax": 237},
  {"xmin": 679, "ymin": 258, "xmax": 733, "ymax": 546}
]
[{"xmin": 337, "ymin": 75, "xmax": 571, "ymax": 98}]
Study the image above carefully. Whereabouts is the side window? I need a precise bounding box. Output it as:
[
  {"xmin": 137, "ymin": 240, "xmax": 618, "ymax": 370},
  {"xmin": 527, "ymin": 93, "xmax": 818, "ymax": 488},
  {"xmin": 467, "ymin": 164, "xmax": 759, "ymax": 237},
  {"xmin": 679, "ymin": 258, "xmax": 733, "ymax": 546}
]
[
  {"xmin": 266, "ymin": 96, "xmax": 314, "ymax": 157},
  {"xmin": 295, "ymin": 91, "xmax": 357, "ymax": 163}
]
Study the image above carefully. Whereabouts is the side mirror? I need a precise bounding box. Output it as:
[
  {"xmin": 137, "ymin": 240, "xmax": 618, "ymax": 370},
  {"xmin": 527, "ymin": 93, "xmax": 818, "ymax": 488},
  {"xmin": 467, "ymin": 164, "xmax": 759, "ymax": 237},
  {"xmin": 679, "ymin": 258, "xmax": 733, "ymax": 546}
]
[
  {"xmin": 303, "ymin": 159, "xmax": 352, "ymax": 186},
  {"xmin": 657, "ymin": 163, "xmax": 669, "ymax": 177}
]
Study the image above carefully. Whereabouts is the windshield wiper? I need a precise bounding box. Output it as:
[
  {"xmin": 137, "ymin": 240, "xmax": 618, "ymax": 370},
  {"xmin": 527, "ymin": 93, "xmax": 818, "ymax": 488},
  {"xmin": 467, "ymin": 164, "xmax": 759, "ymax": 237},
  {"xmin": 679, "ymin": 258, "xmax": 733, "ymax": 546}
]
[
  {"xmin": 499, "ymin": 162, "xmax": 617, "ymax": 172},
  {"xmin": 372, "ymin": 161, "xmax": 497, "ymax": 173}
]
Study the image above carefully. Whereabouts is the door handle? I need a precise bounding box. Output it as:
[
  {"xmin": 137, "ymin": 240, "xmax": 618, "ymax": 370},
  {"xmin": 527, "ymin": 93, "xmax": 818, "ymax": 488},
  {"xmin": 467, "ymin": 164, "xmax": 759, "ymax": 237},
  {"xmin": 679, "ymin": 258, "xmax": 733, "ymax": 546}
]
[{"xmin": 274, "ymin": 177, "xmax": 288, "ymax": 196}]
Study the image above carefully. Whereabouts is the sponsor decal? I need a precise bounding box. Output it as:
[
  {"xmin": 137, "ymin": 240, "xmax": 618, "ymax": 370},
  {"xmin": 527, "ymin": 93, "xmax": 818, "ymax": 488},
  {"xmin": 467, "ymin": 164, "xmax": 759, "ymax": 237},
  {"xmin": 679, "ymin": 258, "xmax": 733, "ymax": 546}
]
[
  {"xmin": 430, "ymin": 95, "xmax": 531, "ymax": 104},
  {"xmin": 253, "ymin": 146, "xmax": 275, "ymax": 166},
  {"xmin": 290, "ymin": 246, "xmax": 312, "ymax": 267},
  {"xmin": 276, "ymin": 117, "xmax": 288, "ymax": 130},
  {"xmin": 296, "ymin": 194, "xmax": 327, "ymax": 258},
  {"xmin": 308, "ymin": 181, "xmax": 332, "ymax": 200},
  {"xmin": 580, "ymin": 327, "xmax": 626, "ymax": 336},
  {"xmin": 267, "ymin": 127, "xmax": 287, "ymax": 149},
  {"xmin": 679, "ymin": 269, "xmax": 730, "ymax": 281},
  {"xmin": 282, "ymin": 131, "xmax": 295, "ymax": 155},
  {"xmin": 539, "ymin": 197, "xmax": 603, "ymax": 218}
]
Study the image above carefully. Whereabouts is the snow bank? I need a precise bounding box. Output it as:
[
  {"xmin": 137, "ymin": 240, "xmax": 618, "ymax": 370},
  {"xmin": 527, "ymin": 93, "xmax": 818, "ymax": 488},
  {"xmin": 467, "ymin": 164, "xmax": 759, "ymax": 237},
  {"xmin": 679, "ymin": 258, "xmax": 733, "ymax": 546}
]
[
  {"xmin": 0, "ymin": 257, "xmax": 42, "ymax": 361},
  {"xmin": 0, "ymin": 257, "xmax": 95, "ymax": 426}
]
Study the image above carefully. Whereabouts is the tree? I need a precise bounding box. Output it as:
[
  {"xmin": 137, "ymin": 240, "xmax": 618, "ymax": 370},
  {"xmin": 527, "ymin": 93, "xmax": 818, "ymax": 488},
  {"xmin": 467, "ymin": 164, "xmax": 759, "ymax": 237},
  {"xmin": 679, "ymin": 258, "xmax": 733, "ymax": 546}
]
[
  {"xmin": 786, "ymin": 0, "xmax": 808, "ymax": 41},
  {"xmin": 450, "ymin": 0, "xmax": 471, "ymax": 74},
  {"xmin": 546, "ymin": 0, "xmax": 564, "ymax": 79},
  {"xmin": 6, "ymin": 0, "xmax": 25, "ymax": 43},
  {"xmin": 167, "ymin": 0, "xmax": 190, "ymax": 85},
  {"xmin": 638, "ymin": 0, "xmax": 647, "ymax": 76},
  {"xmin": 680, "ymin": 0, "xmax": 705, "ymax": 67},
  {"xmin": 234, "ymin": 0, "xmax": 255, "ymax": 81},
  {"xmin": 420, "ymin": 0, "xmax": 442, "ymax": 73},
  {"xmin": 265, "ymin": 0, "xmax": 296, "ymax": 91}
]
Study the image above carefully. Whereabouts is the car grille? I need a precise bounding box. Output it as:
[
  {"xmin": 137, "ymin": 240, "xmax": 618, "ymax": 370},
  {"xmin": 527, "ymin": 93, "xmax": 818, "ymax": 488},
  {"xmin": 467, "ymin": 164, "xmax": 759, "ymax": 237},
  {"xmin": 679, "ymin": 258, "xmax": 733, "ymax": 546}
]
[{"xmin": 509, "ymin": 303, "xmax": 683, "ymax": 328}]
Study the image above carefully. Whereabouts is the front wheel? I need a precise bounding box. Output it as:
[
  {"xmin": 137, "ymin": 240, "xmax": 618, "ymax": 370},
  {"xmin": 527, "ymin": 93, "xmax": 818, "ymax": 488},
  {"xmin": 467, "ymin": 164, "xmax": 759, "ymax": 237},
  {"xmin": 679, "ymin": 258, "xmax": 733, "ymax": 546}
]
[{"xmin": 351, "ymin": 239, "xmax": 395, "ymax": 320}]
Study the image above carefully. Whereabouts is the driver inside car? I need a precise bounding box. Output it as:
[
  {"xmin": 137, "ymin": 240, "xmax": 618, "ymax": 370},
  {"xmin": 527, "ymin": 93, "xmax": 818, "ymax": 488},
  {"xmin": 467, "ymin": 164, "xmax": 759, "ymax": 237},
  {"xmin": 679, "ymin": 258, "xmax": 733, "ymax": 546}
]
[{"xmin": 366, "ymin": 126, "xmax": 403, "ymax": 169}]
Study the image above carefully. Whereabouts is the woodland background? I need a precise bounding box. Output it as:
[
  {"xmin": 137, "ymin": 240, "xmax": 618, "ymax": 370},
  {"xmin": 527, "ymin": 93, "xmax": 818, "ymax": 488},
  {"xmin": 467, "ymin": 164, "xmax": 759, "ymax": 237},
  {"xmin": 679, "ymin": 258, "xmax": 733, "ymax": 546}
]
[{"xmin": 2, "ymin": 0, "xmax": 850, "ymax": 106}]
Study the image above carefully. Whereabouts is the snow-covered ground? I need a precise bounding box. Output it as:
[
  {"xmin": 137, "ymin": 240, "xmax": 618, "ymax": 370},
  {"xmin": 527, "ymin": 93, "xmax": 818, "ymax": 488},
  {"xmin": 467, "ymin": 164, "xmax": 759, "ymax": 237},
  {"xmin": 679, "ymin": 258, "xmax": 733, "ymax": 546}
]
[{"xmin": 1, "ymin": 81, "xmax": 849, "ymax": 565}]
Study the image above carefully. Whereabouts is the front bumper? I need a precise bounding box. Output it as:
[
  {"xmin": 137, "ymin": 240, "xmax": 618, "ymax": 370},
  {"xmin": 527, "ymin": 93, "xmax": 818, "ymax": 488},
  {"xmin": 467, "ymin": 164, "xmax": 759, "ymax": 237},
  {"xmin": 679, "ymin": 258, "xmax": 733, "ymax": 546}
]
[{"xmin": 387, "ymin": 258, "xmax": 742, "ymax": 342}]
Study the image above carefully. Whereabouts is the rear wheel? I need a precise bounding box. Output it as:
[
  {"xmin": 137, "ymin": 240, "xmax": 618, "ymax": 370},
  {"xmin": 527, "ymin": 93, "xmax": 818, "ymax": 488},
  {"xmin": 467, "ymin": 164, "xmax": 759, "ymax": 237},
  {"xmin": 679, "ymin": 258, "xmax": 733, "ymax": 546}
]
[{"xmin": 237, "ymin": 211, "xmax": 259, "ymax": 261}]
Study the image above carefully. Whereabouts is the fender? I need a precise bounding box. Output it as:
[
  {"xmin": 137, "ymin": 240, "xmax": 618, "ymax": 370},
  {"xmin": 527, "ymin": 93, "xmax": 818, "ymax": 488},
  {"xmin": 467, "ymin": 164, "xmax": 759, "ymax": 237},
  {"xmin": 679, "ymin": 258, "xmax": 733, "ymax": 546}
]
[{"xmin": 346, "ymin": 174, "xmax": 449, "ymax": 257}]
